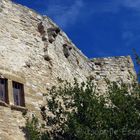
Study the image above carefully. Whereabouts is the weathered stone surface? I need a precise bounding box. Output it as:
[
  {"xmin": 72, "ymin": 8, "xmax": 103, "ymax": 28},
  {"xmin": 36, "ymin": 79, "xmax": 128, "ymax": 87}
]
[
  {"xmin": 0, "ymin": 106, "xmax": 26, "ymax": 140},
  {"xmin": 0, "ymin": 0, "xmax": 137, "ymax": 139}
]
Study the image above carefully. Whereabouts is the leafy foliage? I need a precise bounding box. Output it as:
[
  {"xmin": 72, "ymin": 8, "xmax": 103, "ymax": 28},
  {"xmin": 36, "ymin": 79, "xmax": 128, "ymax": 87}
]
[
  {"xmin": 25, "ymin": 116, "xmax": 41, "ymax": 140},
  {"xmin": 25, "ymin": 116, "xmax": 50, "ymax": 140},
  {"xmin": 42, "ymin": 79, "xmax": 140, "ymax": 140},
  {"xmin": 25, "ymin": 51, "xmax": 140, "ymax": 140},
  {"xmin": 133, "ymin": 49, "xmax": 140, "ymax": 78},
  {"xmin": 25, "ymin": 79, "xmax": 140, "ymax": 140}
]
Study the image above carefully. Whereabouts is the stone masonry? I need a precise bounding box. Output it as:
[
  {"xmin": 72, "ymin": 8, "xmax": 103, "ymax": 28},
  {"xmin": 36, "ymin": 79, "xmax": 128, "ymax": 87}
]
[{"xmin": 0, "ymin": 0, "xmax": 137, "ymax": 139}]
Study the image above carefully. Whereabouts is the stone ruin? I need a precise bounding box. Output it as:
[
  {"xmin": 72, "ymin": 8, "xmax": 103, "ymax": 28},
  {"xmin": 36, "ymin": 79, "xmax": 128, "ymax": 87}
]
[{"xmin": 0, "ymin": 0, "xmax": 137, "ymax": 139}]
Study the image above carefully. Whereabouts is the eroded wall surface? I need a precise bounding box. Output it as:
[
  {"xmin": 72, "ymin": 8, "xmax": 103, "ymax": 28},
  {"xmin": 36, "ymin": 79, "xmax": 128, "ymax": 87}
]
[
  {"xmin": 0, "ymin": 0, "xmax": 137, "ymax": 139},
  {"xmin": 0, "ymin": 106, "xmax": 26, "ymax": 140}
]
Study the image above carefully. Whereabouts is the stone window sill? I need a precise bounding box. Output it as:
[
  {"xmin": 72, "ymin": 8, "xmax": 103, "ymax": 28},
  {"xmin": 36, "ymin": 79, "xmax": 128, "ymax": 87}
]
[
  {"xmin": 11, "ymin": 105, "xmax": 28, "ymax": 112},
  {"xmin": 0, "ymin": 101, "xmax": 28, "ymax": 113},
  {"xmin": 0, "ymin": 100, "xmax": 9, "ymax": 107}
]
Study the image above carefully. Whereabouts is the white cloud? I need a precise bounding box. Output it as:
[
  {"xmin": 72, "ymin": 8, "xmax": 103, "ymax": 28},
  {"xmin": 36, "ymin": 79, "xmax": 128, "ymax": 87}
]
[
  {"xmin": 89, "ymin": 0, "xmax": 140, "ymax": 14},
  {"xmin": 122, "ymin": 0, "xmax": 140, "ymax": 9},
  {"xmin": 46, "ymin": 0, "xmax": 84, "ymax": 29},
  {"xmin": 122, "ymin": 31, "xmax": 134, "ymax": 40},
  {"xmin": 44, "ymin": 0, "xmax": 140, "ymax": 31}
]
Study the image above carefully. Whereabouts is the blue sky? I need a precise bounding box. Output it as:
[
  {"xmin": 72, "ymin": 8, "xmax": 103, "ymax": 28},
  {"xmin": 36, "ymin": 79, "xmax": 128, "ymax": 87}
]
[{"xmin": 13, "ymin": 0, "xmax": 140, "ymax": 71}]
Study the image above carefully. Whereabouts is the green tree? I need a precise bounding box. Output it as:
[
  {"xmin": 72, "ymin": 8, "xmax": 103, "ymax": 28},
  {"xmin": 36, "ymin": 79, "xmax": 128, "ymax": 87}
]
[
  {"xmin": 25, "ymin": 116, "xmax": 50, "ymax": 140},
  {"xmin": 133, "ymin": 49, "xmax": 140, "ymax": 78},
  {"xmin": 25, "ymin": 116, "xmax": 41, "ymax": 140},
  {"xmin": 45, "ymin": 79, "xmax": 140, "ymax": 140}
]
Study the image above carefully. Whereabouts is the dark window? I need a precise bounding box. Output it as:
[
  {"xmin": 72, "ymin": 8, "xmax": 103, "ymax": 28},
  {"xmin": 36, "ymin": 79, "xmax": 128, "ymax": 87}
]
[
  {"xmin": 13, "ymin": 81, "xmax": 25, "ymax": 107},
  {"xmin": 0, "ymin": 78, "xmax": 8, "ymax": 103}
]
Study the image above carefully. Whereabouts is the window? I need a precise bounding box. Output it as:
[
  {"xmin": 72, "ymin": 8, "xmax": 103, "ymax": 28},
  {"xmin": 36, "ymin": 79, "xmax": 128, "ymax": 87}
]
[
  {"xmin": 13, "ymin": 81, "xmax": 25, "ymax": 107},
  {"xmin": 0, "ymin": 78, "xmax": 8, "ymax": 103}
]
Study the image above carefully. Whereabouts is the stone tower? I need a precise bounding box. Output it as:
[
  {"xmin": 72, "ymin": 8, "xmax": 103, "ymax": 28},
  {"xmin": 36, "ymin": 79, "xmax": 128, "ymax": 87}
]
[{"xmin": 0, "ymin": 0, "xmax": 136, "ymax": 139}]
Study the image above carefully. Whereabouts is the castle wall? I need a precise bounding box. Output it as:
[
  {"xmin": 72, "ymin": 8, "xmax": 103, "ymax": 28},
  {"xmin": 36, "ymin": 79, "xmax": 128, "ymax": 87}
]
[
  {"xmin": 89, "ymin": 56, "xmax": 136, "ymax": 92},
  {"xmin": 0, "ymin": 0, "xmax": 137, "ymax": 139},
  {"xmin": 0, "ymin": 106, "xmax": 26, "ymax": 140}
]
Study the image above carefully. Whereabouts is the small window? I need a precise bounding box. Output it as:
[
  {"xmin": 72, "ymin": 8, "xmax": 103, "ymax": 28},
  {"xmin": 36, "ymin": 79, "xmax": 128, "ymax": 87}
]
[
  {"xmin": 13, "ymin": 81, "xmax": 25, "ymax": 107},
  {"xmin": 0, "ymin": 78, "xmax": 8, "ymax": 103}
]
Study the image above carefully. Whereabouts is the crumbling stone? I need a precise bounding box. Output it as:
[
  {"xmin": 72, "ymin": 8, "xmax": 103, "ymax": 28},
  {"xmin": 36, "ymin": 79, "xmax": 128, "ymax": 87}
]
[
  {"xmin": 25, "ymin": 61, "xmax": 31, "ymax": 68},
  {"xmin": 0, "ymin": 0, "xmax": 136, "ymax": 139},
  {"xmin": 63, "ymin": 44, "xmax": 73, "ymax": 58},
  {"xmin": 38, "ymin": 22, "xmax": 45, "ymax": 35},
  {"xmin": 47, "ymin": 27, "xmax": 61, "ymax": 43},
  {"xmin": 44, "ymin": 54, "xmax": 52, "ymax": 61}
]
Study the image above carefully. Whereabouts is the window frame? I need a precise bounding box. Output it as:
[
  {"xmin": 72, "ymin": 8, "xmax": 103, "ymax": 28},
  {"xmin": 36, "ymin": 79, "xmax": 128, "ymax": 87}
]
[
  {"xmin": 12, "ymin": 81, "xmax": 25, "ymax": 107},
  {"xmin": 0, "ymin": 78, "xmax": 9, "ymax": 104}
]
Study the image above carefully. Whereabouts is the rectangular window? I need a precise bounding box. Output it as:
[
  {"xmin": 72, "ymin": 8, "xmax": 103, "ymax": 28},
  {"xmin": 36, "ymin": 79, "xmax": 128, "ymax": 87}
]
[
  {"xmin": 0, "ymin": 78, "xmax": 8, "ymax": 103},
  {"xmin": 13, "ymin": 81, "xmax": 25, "ymax": 107}
]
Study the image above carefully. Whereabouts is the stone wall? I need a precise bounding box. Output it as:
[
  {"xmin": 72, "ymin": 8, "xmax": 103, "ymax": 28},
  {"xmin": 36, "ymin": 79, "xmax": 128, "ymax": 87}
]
[
  {"xmin": 89, "ymin": 56, "xmax": 136, "ymax": 92},
  {"xmin": 0, "ymin": 106, "xmax": 26, "ymax": 140},
  {"xmin": 0, "ymin": 0, "xmax": 137, "ymax": 139}
]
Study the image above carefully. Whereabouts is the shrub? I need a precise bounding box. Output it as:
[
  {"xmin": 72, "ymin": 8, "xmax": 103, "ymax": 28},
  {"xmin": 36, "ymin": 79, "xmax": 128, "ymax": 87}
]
[
  {"xmin": 25, "ymin": 79, "xmax": 140, "ymax": 140},
  {"xmin": 25, "ymin": 116, "xmax": 41, "ymax": 140},
  {"xmin": 42, "ymin": 79, "xmax": 140, "ymax": 140}
]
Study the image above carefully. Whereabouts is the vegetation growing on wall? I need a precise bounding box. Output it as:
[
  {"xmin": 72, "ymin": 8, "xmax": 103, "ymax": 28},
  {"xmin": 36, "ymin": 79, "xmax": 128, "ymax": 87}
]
[
  {"xmin": 25, "ymin": 117, "xmax": 41, "ymax": 140},
  {"xmin": 25, "ymin": 116, "xmax": 50, "ymax": 140},
  {"xmin": 25, "ymin": 78, "xmax": 140, "ymax": 140},
  {"xmin": 133, "ymin": 49, "xmax": 140, "ymax": 78}
]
